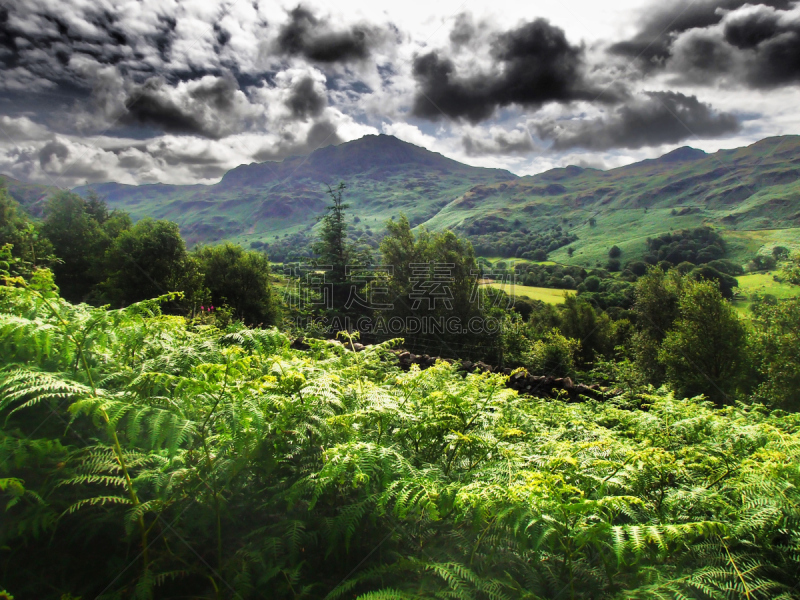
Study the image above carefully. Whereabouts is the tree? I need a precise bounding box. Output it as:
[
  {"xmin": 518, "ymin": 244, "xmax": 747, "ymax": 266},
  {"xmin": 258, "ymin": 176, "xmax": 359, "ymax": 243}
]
[
  {"xmin": 689, "ymin": 265, "xmax": 738, "ymax": 299},
  {"xmin": 583, "ymin": 275, "xmax": 601, "ymax": 292},
  {"xmin": 784, "ymin": 252, "xmax": 800, "ymax": 285},
  {"xmin": 559, "ymin": 294, "xmax": 613, "ymax": 365},
  {"xmin": 631, "ymin": 267, "xmax": 683, "ymax": 384},
  {"xmin": 312, "ymin": 183, "xmax": 371, "ymax": 311},
  {"xmin": 609, "ymin": 245, "xmax": 622, "ymax": 258},
  {"xmin": 41, "ymin": 190, "xmax": 131, "ymax": 303},
  {"xmin": 772, "ymin": 246, "xmax": 790, "ymax": 261},
  {"xmin": 381, "ymin": 216, "xmax": 479, "ymax": 319},
  {"xmin": 313, "ymin": 182, "xmax": 353, "ymax": 284},
  {"xmin": 0, "ymin": 186, "xmax": 53, "ymax": 275},
  {"xmin": 194, "ymin": 243, "xmax": 280, "ymax": 326},
  {"xmin": 101, "ymin": 218, "xmax": 200, "ymax": 307},
  {"xmin": 751, "ymin": 298, "xmax": 800, "ymax": 410},
  {"xmin": 659, "ymin": 279, "xmax": 748, "ymax": 404},
  {"xmin": 748, "ymin": 254, "xmax": 777, "ymax": 272},
  {"xmin": 380, "ymin": 215, "xmax": 484, "ymax": 355}
]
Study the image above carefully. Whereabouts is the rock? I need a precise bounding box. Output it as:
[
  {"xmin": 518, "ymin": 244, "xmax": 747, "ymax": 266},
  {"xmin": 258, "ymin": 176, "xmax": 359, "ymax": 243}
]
[
  {"xmin": 290, "ymin": 337, "xmax": 311, "ymax": 350},
  {"xmin": 352, "ymin": 343, "xmax": 365, "ymax": 352}
]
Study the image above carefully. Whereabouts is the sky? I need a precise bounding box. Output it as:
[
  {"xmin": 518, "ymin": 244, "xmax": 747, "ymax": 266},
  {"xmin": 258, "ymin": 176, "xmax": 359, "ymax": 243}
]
[{"xmin": 1, "ymin": 0, "xmax": 799, "ymax": 188}]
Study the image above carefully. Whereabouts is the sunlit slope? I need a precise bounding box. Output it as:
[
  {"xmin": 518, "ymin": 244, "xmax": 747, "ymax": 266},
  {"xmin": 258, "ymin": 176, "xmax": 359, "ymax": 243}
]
[{"xmin": 427, "ymin": 137, "xmax": 800, "ymax": 264}]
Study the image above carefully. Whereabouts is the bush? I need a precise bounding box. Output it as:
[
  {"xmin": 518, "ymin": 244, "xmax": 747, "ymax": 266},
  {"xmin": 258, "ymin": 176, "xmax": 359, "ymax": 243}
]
[
  {"xmin": 194, "ymin": 242, "xmax": 281, "ymax": 326},
  {"xmin": 583, "ymin": 275, "xmax": 600, "ymax": 292},
  {"xmin": 747, "ymin": 254, "xmax": 777, "ymax": 272}
]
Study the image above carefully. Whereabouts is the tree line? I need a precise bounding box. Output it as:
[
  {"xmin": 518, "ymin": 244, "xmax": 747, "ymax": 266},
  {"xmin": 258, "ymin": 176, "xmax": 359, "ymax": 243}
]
[{"xmin": 0, "ymin": 186, "xmax": 280, "ymax": 326}]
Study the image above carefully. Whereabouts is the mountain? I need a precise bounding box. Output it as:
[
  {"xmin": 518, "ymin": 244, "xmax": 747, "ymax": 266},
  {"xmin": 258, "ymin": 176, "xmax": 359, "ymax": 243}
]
[
  {"xmin": 0, "ymin": 174, "xmax": 60, "ymax": 216},
  {"xmin": 58, "ymin": 133, "xmax": 800, "ymax": 263},
  {"xmin": 423, "ymin": 135, "xmax": 800, "ymax": 265},
  {"xmin": 75, "ymin": 135, "xmax": 517, "ymax": 245}
]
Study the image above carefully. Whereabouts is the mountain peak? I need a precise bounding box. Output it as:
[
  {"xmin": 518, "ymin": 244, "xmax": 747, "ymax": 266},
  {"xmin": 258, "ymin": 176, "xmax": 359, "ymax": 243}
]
[{"xmin": 655, "ymin": 146, "xmax": 707, "ymax": 163}]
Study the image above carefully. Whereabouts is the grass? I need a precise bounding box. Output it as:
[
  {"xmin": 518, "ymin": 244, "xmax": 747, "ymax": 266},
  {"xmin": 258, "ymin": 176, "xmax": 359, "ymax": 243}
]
[
  {"xmin": 483, "ymin": 282, "xmax": 570, "ymax": 304},
  {"xmin": 733, "ymin": 271, "xmax": 800, "ymax": 313}
]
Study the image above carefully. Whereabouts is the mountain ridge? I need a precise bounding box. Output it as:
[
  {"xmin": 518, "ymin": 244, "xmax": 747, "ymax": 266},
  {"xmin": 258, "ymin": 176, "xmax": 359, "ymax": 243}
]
[{"xmin": 4, "ymin": 134, "xmax": 799, "ymax": 265}]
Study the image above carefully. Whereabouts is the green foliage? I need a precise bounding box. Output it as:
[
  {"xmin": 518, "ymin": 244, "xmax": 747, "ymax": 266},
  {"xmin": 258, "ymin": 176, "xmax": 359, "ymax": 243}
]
[
  {"xmin": 193, "ymin": 242, "xmax": 280, "ymax": 326},
  {"xmin": 783, "ymin": 252, "xmax": 800, "ymax": 285},
  {"xmin": 100, "ymin": 218, "xmax": 201, "ymax": 308},
  {"xmin": 0, "ymin": 186, "xmax": 54, "ymax": 276},
  {"xmin": 750, "ymin": 297, "xmax": 800, "ymax": 410},
  {"xmin": 631, "ymin": 267, "xmax": 684, "ymax": 385},
  {"xmin": 559, "ymin": 294, "xmax": 614, "ymax": 365},
  {"xmin": 312, "ymin": 182, "xmax": 356, "ymax": 284},
  {"xmin": 748, "ymin": 254, "xmax": 778, "ymax": 272},
  {"xmin": 2, "ymin": 282, "xmax": 800, "ymax": 599},
  {"xmin": 658, "ymin": 279, "xmax": 749, "ymax": 404},
  {"xmin": 380, "ymin": 213, "xmax": 479, "ymax": 322},
  {"xmin": 689, "ymin": 265, "xmax": 739, "ymax": 299},
  {"xmin": 42, "ymin": 190, "xmax": 131, "ymax": 302},
  {"xmin": 645, "ymin": 227, "xmax": 726, "ymax": 266},
  {"xmin": 465, "ymin": 223, "xmax": 578, "ymax": 259}
]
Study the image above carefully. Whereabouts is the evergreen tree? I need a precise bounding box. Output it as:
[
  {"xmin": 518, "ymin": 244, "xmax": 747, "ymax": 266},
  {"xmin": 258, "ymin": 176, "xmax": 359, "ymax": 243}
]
[{"xmin": 312, "ymin": 182, "xmax": 352, "ymax": 285}]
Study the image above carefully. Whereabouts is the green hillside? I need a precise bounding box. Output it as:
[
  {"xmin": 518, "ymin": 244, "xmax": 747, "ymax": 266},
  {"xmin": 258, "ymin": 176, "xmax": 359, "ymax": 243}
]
[
  {"xmin": 0, "ymin": 174, "xmax": 60, "ymax": 216},
  {"xmin": 68, "ymin": 134, "xmax": 800, "ymax": 263},
  {"xmin": 428, "ymin": 137, "xmax": 800, "ymax": 266},
  {"xmin": 74, "ymin": 135, "xmax": 516, "ymax": 246}
]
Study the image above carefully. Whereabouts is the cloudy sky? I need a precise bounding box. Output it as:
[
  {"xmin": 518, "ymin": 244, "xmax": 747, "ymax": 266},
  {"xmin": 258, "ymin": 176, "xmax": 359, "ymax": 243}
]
[{"xmin": 1, "ymin": 0, "xmax": 799, "ymax": 188}]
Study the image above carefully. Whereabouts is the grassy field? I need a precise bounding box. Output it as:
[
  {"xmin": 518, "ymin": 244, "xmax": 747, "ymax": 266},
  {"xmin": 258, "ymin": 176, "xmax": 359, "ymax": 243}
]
[
  {"xmin": 733, "ymin": 271, "xmax": 800, "ymax": 313},
  {"xmin": 484, "ymin": 281, "xmax": 570, "ymax": 304}
]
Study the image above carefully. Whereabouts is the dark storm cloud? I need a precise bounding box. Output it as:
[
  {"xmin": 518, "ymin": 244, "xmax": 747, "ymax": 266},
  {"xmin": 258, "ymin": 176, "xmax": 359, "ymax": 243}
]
[
  {"xmin": 609, "ymin": 0, "xmax": 792, "ymax": 67},
  {"xmin": 462, "ymin": 130, "xmax": 537, "ymax": 156},
  {"xmin": 722, "ymin": 6, "xmax": 800, "ymax": 87},
  {"xmin": 412, "ymin": 18, "xmax": 619, "ymax": 123},
  {"xmin": 121, "ymin": 74, "xmax": 254, "ymax": 139},
  {"xmin": 664, "ymin": 3, "xmax": 800, "ymax": 88},
  {"xmin": 252, "ymin": 119, "xmax": 343, "ymax": 161},
  {"xmin": 123, "ymin": 78, "xmax": 212, "ymax": 136},
  {"xmin": 535, "ymin": 91, "xmax": 740, "ymax": 150},
  {"xmin": 286, "ymin": 76, "xmax": 326, "ymax": 118},
  {"xmin": 276, "ymin": 5, "xmax": 380, "ymax": 63},
  {"xmin": 38, "ymin": 139, "xmax": 69, "ymax": 168}
]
